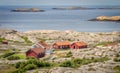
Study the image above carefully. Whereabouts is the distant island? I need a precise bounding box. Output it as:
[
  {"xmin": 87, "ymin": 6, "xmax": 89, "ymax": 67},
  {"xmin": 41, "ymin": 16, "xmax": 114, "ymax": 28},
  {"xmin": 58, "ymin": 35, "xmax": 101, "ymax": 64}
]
[
  {"xmin": 89, "ymin": 16, "xmax": 120, "ymax": 22},
  {"xmin": 11, "ymin": 8, "xmax": 45, "ymax": 12},
  {"xmin": 52, "ymin": 6, "xmax": 94, "ymax": 10},
  {"xmin": 52, "ymin": 6, "xmax": 120, "ymax": 10}
]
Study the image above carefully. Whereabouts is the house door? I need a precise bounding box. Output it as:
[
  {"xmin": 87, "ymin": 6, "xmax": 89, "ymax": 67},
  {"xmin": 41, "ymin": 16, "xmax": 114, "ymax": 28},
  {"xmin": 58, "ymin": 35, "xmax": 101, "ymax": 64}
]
[{"xmin": 74, "ymin": 46, "xmax": 75, "ymax": 49}]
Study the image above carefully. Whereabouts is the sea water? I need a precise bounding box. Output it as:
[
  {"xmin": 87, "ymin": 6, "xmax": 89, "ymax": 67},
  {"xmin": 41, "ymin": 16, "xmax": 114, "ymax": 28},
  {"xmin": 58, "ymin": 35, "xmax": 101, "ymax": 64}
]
[{"xmin": 0, "ymin": 5, "xmax": 120, "ymax": 32}]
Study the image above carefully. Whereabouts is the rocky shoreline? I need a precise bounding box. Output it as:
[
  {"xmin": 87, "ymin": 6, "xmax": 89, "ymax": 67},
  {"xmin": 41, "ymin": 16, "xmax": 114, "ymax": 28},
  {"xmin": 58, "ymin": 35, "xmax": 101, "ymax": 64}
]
[
  {"xmin": 89, "ymin": 16, "xmax": 120, "ymax": 22},
  {"xmin": 0, "ymin": 29, "xmax": 120, "ymax": 73}
]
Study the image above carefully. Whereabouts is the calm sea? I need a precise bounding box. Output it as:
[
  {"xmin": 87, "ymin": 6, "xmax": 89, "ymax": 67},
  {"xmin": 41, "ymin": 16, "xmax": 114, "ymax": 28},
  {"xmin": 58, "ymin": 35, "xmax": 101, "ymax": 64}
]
[{"xmin": 0, "ymin": 5, "xmax": 120, "ymax": 32}]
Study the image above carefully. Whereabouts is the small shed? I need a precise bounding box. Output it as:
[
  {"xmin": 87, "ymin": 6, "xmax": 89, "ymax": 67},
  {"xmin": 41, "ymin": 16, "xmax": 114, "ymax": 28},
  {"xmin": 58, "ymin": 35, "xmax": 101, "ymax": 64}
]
[
  {"xmin": 53, "ymin": 41, "xmax": 70, "ymax": 49},
  {"xmin": 2, "ymin": 41, "xmax": 8, "ymax": 45},
  {"xmin": 26, "ymin": 48, "xmax": 45, "ymax": 58},
  {"xmin": 70, "ymin": 42, "xmax": 87, "ymax": 49}
]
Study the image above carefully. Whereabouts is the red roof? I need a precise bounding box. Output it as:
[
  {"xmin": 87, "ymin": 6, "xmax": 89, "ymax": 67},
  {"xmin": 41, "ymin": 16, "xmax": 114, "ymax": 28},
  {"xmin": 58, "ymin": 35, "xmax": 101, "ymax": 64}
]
[
  {"xmin": 54, "ymin": 41, "xmax": 70, "ymax": 46},
  {"xmin": 38, "ymin": 41, "xmax": 50, "ymax": 49},
  {"xmin": 74, "ymin": 42, "xmax": 87, "ymax": 46},
  {"xmin": 31, "ymin": 48, "xmax": 45, "ymax": 54}
]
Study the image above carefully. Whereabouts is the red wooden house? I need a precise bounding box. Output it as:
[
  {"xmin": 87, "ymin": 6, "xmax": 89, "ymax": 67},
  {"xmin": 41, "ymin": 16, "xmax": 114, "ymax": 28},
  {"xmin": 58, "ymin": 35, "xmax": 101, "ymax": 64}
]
[
  {"xmin": 53, "ymin": 41, "xmax": 70, "ymax": 49},
  {"xmin": 32, "ymin": 41, "xmax": 53, "ymax": 54},
  {"xmin": 26, "ymin": 48, "xmax": 45, "ymax": 58},
  {"xmin": 32, "ymin": 41, "xmax": 51, "ymax": 49},
  {"xmin": 70, "ymin": 42, "xmax": 87, "ymax": 49}
]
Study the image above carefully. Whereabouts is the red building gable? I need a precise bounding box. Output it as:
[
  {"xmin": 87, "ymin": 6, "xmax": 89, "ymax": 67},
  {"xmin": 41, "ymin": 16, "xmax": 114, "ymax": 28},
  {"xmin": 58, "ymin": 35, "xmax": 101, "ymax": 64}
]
[
  {"xmin": 26, "ymin": 48, "xmax": 45, "ymax": 58},
  {"xmin": 70, "ymin": 42, "xmax": 87, "ymax": 49},
  {"xmin": 38, "ymin": 41, "xmax": 50, "ymax": 49},
  {"xmin": 32, "ymin": 41, "xmax": 51, "ymax": 50}
]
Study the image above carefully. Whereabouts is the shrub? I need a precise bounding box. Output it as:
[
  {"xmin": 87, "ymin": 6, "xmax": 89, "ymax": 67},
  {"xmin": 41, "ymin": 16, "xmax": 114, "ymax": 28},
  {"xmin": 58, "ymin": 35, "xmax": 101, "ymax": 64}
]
[
  {"xmin": 92, "ymin": 57, "xmax": 109, "ymax": 62},
  {"xmin": 115, "ymin": 53, "xmax": 120, "ymax": 57},
  {"xmin": 7, "ymin": 56, "xmax": 20, "ymax": 60},
  {"xmin": 23, "ymin": 64, "xmax": 37, "ymax": 70},
  {"xmin": 15, "ymin": 62, "xmax": 27, "ymax": 69},
  {"xmin": 59, "ymin": 60, "xmax": 73, "ymax": 67},
  {"xmin": 114, "ymin": 58, "xmax": 120, "ymax": 62},
  {"xmin": 65, "ymin": 51, "xmax": 72, "ymax": 58},
  {"xmin": 114, "ymin": 65, "xmax": 120, "ymax": 73},
  {"xmin": 73, "ymin": 58, "xmax": 81, "ymax": 64},
  {"xmin": 31, "ymin": 59, "xmax": 52, "ymax": 67},
  {"xmin": 43, "ymin": 61, "xmax": 52, "ymax": 67},
  {"xmin": 13, "ymin": 59, "xmax": 54, "ymax": 73},
  {"xmin": 26, "ymin": 58, "xmax": 38, "ymax": 65},
  {"xmin": 15, "ymin": 59, "xmax": 53, "ymax": 69}
]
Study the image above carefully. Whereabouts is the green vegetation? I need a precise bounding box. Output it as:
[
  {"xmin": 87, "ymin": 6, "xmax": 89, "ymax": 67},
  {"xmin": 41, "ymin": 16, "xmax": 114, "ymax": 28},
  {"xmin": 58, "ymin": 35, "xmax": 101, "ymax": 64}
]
[
  {"xmin": 9, "ymin": 57, "xmax": 109, "ymax": 73},
  {"xmin": 1, "ymin": 52, "xmax": 26, "ymax": 60},
  {"xmin": 24, "ymin": 64, "xmax": 37, "ymax": 70},
  {"xmin": 65, "ymin": 51, "xmax": 73, "ymax": 58},
  {"xmin": 115, "ymin": 53, "xmax": 120, "ymax": 57},
  {"xmin": 0, "ymin": 38, "xmax": 5, "ymax": 42},
  {"xmin": 20, "ymin": 36, "xmax": 32, "ymax": 43},
  {"xmin": 68, "ymin": 39, "xmax": 74, "ymax": 42},
  {"xmin": 59, "ymin": 60, "xmax": 73, "ymax": 67},
  {"xmin": 95, "ymin": 41, "xmax": 117, "ymax": 46},
  {"xmin": 0, "ymin": 49, "xmax": 12, "ymax": 53},
  {"xmin": 59, "ymin": 57, "xmax": 109, "ymax": 68},
  {"xmin": 7, "ymin": 56, "xmax": 20, "ymax": 60},
  {"xmin": 41, "ymin": 38, "xmax": 47, "ymax": 42},
  {"xmin": 113, "ymin": 65, "xmax": 120, "ymax": 73},
  {"xmin": 114, "ymin": 53, "xmax": 120, "ymax": 62},
  {"xmin": 36, "ymin": 37, "xmax": 47, "ymax": 42},
  {"xmin": 12, "ymin": 53, "xmax": 26, "ymax": 59},
  {"xmin": 34, "ymin": 70, "xmax": 38, "ymax": 73},
  {"xmin": 2, "ymin": 52, "xmax": 15, "ymax": 58},
  {"xmin": 114, "ymin": 58, "xmax": 120, "ymax": 62},
  {"xmin": 11, "ymin": 58, "xmax": 55, "ymax": 73},
  {"xmin": 0, "ymin": 64, "xmax": 16, "ymax": 73}
]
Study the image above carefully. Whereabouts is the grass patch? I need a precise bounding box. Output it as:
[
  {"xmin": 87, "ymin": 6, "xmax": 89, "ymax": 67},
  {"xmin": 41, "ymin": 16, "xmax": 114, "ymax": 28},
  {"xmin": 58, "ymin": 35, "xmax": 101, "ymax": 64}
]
[
  {"xmin": 0, "ymin": 38, "xmax": 5, "ymax": 42},
  {"xmin": 12, "ymin": 53, "xmax": 26, "ymax": 59},
  {"xmin": 95, "ymin": 42, "xmax": 117, "ymax": 46},
  {"xmin": 2, "ymin": 52, "xmax": 15, "ymax": 58},
  {"xmin": 7, "ymin": 56, "xmax": 20, "ymax": 60},
  {"xmin": 59, "ymin": 57, "xmax": 109, "ymax": 68},
  {"xmin": 65, "ymin": 51, "xmax": 72, "ymax": 58},
  {"xmin": 0, "ymin": 65, "xmax": 17, "ymax": 73},
  {"xmin": 20, "ymin": 36, "xmax": 32, "ymax": 44},
  {"xmin": 0, "ymin": 49, "xmax": 12, "ymax": 53},
  {"xmin": 114, "ymin": 65, "xmax": 120, "ymax": 73}
]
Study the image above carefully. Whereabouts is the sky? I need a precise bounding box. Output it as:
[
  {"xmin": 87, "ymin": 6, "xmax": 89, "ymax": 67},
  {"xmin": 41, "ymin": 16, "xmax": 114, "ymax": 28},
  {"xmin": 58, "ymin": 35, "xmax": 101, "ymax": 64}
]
[{"xmin": 0, "ymin": 0, "xmax": 120, "ymax": 6}]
